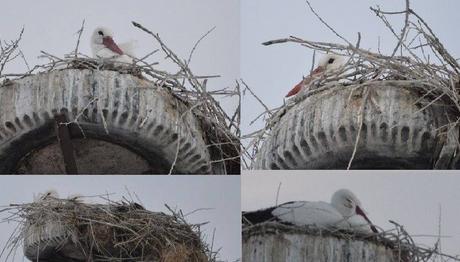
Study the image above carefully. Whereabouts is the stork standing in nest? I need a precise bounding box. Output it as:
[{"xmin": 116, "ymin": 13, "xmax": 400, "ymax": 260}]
[{"xmin": 286, "ymin": 54, "xmax": 345, "ymax": 97}]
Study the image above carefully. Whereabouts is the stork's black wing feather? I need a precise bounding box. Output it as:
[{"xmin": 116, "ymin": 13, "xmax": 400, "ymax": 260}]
[{"xmin": 242, "ymin": 206, "xmax": 278, "ymax": 225}]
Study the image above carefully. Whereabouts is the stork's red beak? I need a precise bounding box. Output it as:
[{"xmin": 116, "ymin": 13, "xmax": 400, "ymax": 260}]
[
  {"xmin": 102, "ymin": 36, "xmax": 124, "ymax": 55},
  {"xmin": 285, "ymin": 66, "xmax": 325, "ymax": 98},
  {"xmin": 285, "ymin": 80, "xmax": 303, "ymax": 97},
  {"xmin": 311, "ymin": 66, "xmax": 325, "ymax": 75},
  {"xmin": 355, "ymin": 206, "xmax": 378, "ymax": 233}
]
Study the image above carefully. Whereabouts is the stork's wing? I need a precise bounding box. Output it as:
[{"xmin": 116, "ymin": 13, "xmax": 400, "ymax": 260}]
[{"xmin": 272, "ymin": 201, "xmax": 345, "ymax": 228}]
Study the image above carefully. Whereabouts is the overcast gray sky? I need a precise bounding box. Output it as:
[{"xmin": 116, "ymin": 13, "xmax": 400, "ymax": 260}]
[
  {"xmin": 242, "ymin": 171, "xmax": 460, "ymax": 258},
  {"xmin": 0, "ymin": 0, "xmax": 239, "ymax": 114},
  {"xmin": 0, "ymin": 176, "xmax": 241, "ymax": 261},
  {"xmin": 241, "ymin": 0, "xmax": 460, "ymax": 136}
]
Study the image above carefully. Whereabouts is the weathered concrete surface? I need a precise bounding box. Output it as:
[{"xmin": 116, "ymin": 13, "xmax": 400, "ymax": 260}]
[
  {"xmin": 255, "ymin": 83, "xmax": 456, "ymax": 169},
  {"xmin": 0, "ymin": 69, "xmax": 214, "ymax": 174},
  {"xmin": 243, "ymin": 233, "xmax": 396, "ymax": 262},
  {"xmin": 16, "ymin": 139, "xmax": 152, "ymax": 174}
]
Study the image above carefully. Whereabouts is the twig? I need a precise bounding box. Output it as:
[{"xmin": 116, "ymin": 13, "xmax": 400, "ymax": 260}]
[
  {"xmin": 187, "ymin": 26, "xmax": 217, "ymax": 66},
  {"xmin": 347, "ymin": 86, "xmax": 369, "ymax": 170},
  {"xmin": 73, "ymin": 19, "xmax": 85, "ymax": 58}
]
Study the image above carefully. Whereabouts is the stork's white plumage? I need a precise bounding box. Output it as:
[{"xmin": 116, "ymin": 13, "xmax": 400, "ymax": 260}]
[
  {"xmin": 90, "ymin": 26, "xmax": 134, "ymax": 63},
  {"xmin": 243, "ymin": 189, "xmax": 378, "ymax": 234},
  {"xmin": 347, "ymin": 213, "xmax": 376, "ymax": 233},
  {"xmin": 271, "ymin": 200, "xmax": 348, "ymax": 228},
  {"xmin": 286, "ymin": 54, "xmax": 345, "ymax": 97}
]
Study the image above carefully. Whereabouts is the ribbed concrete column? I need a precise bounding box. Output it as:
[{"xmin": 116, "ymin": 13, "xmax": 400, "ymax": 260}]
[
  {"xmin": 0, "ymin": 69, "xmax": 214, "ymax": 174},
  {"xmin": 254, "ymin": 83, "xmax": 457, "ymax": 169},
  {"xmin": 243, "ymin": 224, "xmax": 399, "ymax": 262}
]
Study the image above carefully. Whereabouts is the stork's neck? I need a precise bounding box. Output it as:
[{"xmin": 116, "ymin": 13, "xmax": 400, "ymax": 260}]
[
  {"xmin": 91, "ymin": 43, "xmax": 105, "ymax": 56},
  {"xmin": 332, "ymin": 202, "xmax": 354, "ymax": 218}
]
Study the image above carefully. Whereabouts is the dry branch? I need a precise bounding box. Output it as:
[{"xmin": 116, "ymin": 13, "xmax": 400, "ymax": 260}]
[{"xmin": 0, "ymin": 28, "xmax": 25, "ymax": 79}]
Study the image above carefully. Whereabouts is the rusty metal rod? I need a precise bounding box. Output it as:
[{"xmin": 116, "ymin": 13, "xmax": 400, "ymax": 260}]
[{"xmin": 54, "ymin": 114, "xmax": 78, "ymax": 174}]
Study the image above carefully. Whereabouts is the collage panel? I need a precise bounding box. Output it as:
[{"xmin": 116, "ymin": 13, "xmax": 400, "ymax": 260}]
[
  {"xmin": 0, "ymin": 175, "xmax": 241, "ymax": 261},
  {"xmin": 0, "ymin": 0, "xmax": 240, "ymax": 175},
  {"xmin": 241, "ymin": 0, "xmax": 460, "ymax": 170},
  {"xmin": 242, "ymin": 171, "xmax": 460, "ymax": 261},
  {"xmin": 239, "ymin": 1, "xmax": 460, "ymax": 260}
]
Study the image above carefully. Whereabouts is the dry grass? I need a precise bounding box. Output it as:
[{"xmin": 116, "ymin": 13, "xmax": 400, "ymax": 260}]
[{"xmin": 0, "ymin": 194, "xmax": 219, "ymax": 261}]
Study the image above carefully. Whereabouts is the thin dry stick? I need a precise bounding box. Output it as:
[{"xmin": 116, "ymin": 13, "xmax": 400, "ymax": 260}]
[
  {"xmin": 275, "ymin": 182, "xmax": 282, "ymax": 206},
  {"xmin": 187, "ymin": 26, "xmax": 216, "ymax": 66},
  {"xmin": 305, "ymin": 0, "xmax": 351, "ymax": 45},
  {"xmin": 241, "ymin": 79, "xmax": 272, "ymax": 117},
  {"xmin": 0, "ymin": 28, "xmax": 24, "ymax": 77},
  {"xmin": 73, "ymin": 19, "xmax": 85, "ymax": 58},
  {"xmin": 347, "ymin": 86, "xmax": 370, "ymax": 170}
]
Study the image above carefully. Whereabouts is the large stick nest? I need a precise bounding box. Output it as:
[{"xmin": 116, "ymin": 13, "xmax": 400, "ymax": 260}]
[{"xmin": 1, "ymin": 195, "xmax": 217, "ymax": 262}]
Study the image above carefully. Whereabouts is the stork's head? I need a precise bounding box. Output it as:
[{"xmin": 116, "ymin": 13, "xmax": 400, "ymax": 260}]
[
  {"xmin": 91, "ymin": 26, "xmax": 113, "ymax": 45},
  {"xmin": 331, "ymin": 189, "xmax": 378, "ymax": 233},
  {"xmin": 91, "ymin": 27, "xmax": 113, "ymax": 45},
  {"xmin": 331, "ymin": 189, "xmax": 362, "ymax": 217},
  {"xmin": 285, "ymin": 54, "xmax": 346, "ymax": 97},
  {"xmin": 91, "ymin": 26, "xmax": 124, "ymax": 55},
  {"xmin": 312, "ymin": 54, "xmax": 345, "ymax": 75}
]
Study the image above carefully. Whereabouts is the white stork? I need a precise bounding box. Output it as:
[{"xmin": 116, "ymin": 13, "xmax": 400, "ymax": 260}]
[{"xmin": 243, "ymin": 188, "xmax": 378, "ymax": 234}]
